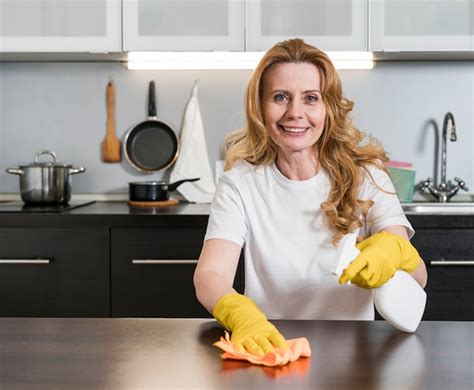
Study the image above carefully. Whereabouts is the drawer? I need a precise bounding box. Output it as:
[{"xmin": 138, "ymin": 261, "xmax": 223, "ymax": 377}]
[
  {"xmin": 411, "ymin": 229, "xmax": 474, "ymax": 261},
  {"xmin": 422, "ymin": 262, "xmax": 474, "ymax": 320},
  {"xmin": 0, "ymin": 228, "xmax": 109, "ymax": 317},
  {"xmin": 411, "ymin": 229, "xmax": 474, "ymax": 320},
  {"xmin": 111, "ymin": 228, "xmax": 243, "ymax": 317}
]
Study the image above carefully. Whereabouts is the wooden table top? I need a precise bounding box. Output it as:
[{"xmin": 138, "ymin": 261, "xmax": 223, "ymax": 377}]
[{"xmin": 0, "ymin": 318, "xmax": 472, "ymax": 389}]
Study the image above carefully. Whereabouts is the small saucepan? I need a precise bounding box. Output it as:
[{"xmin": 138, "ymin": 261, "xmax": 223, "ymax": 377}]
[{"xmin": 129, "ymin": 178, "xmax": 200, "ymax": 202}]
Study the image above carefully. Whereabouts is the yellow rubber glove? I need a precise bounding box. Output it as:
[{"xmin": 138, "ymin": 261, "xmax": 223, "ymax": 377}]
[
  {"xmin": 339, "ymin": 231, "xmax": 421, "ymax": 288},
  {"xmin": 213, "ymin": 293, "xmax": 288, "ymax": 356}
]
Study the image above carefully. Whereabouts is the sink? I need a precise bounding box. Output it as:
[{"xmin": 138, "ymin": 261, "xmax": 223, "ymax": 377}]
[
  {"xmin": 402, "ymin": 193, "xmax": 474, "ymax": 214},
  {"xmin": 402, "ymin": 203, "xmax": 474, "ymax": 215},
  {"xmin": 411, "ymin": 194, "xmax": 474, "ymax": 203}
]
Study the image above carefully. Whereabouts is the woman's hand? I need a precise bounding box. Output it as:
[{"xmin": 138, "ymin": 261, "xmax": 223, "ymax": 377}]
[
  {"xmin": 213, "ymin": 293, "xmax": 288, "ymax": 356},
  {"xmin": 339, "ymin": 231, "xmax": 421, "ymax": 288}
]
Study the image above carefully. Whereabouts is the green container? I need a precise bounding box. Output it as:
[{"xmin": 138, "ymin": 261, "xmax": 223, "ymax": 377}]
[{"xmin": 387, "ymin": 166, "xmax": 415, "ymax": 203}]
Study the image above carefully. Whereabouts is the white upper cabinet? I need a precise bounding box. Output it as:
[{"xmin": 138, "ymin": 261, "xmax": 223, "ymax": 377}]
[
  {"xmin": 0, "ymin": 0, "xmax": 472, "ymax": 57},
  {"xmin": 0, "ymin": 0, "xmax": 121, "ymax": 52},
  {"xmin": 370, "ymin": 0, "xmax": 474, "ymax": 51},
  {"xmin": 122, "ymin": 0, "xmax": 244, "ymax": 51},
  {"xmin": 245, "ymin": 0, "xmax": 368, "ymax": 51}
]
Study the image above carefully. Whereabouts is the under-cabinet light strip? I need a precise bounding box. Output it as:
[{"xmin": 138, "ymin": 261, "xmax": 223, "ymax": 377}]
[{"xmin": 126, "ymin": 51, "xmax": 374, "ymax": 70}]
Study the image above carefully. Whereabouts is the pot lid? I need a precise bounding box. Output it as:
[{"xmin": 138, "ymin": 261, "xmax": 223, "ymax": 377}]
[{"xmin": 23, "ymin": 151, "xmax": 72, "ymax": 168}]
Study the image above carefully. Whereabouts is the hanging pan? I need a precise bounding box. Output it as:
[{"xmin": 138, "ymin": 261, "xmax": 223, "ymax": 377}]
[{"xmin": 124, "ymin": 81, "xmax": 179, "ymax": 172}]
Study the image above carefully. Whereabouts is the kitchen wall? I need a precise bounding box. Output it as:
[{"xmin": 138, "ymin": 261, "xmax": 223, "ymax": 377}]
[{"xmin": 0, "ymin": 61, "xmax": 472, "ymax": 196}]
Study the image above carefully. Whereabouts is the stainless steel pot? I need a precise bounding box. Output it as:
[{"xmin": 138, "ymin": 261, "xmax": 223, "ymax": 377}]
[{"xmin": 6, "ymin": 150, "xmax": 85, "ymax": 204}]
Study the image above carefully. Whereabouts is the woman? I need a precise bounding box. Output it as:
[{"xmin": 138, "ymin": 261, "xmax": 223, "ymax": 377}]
[{"xmin": 194, "ymin": 38, "xmax": 427, "ymax": 356}]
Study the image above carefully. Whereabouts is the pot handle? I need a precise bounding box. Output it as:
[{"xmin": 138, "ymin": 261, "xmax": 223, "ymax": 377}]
[
  {"xmin": 168, "ymin": 178, "xmax": 200, "ymax": 191},
  {"xmin": 148, "ymin": 80, "xmax": 157, "ymax": 118},
  {"xmin": 69, "ymin": 167, "xmax": 86, "ymax": 175},
  {"xmin": 6, "ymin": 168, "xmax": 24, "ymax": 175},
  {"xmin": 34, "ymin": 150, "xmax": 57, "ymax": 164}
]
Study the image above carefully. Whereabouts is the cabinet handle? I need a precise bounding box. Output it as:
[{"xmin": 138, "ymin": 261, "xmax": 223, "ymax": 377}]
[
  {"xmin": 0, "ymin": 258, "xmax": 51, "ymax": 264},
  {"xmin": 429, "ymin": 259, "xmax": 474, "ymax": 266},
  {"xmin": 132, "ymin": 259, "xmax": 198, "ymax": 265}
]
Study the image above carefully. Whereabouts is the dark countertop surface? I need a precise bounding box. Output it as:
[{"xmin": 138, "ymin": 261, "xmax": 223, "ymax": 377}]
[
  {"xmin": 67, "ymin": 200, "xmax": 210, "ymax": 215},
  {"xmin": 0, "ymin": 201, "xmax": 211, "ymax": 227},
  {"xmin": 0, "ymin": 318, "xmax": 472, "ymax": 389},
  {"xmin": 0, "ymin": 201, "xmax": 474, "ymax": 228}
]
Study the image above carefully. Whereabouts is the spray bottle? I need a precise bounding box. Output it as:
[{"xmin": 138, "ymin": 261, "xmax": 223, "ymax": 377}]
[{"xmin": 333, "ymin": 233, "xmax": 426, "ymax": 333}]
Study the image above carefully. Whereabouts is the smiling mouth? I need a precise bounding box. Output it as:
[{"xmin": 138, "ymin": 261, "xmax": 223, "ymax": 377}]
[{"xmin": 279, "ymin": 125, "xmax": 309, "ymax": 134}]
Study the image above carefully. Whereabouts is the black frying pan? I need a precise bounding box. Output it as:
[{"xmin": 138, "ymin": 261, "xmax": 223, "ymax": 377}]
[{"xmin": 124, "ymin": 81, "xmax": 179, "ymax": 172}]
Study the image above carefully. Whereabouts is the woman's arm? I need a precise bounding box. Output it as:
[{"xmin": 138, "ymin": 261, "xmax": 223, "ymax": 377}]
[
  {"xmin": 382, "ymin": 225, "xmax": 428, "ymax": 288},
  {"xmin": 194, "ymin": 239, "xmax": 288, "ymax": 355},
  {"xmin": 193, "ymin": 238, "xmax": 242, "ymax": 314}
]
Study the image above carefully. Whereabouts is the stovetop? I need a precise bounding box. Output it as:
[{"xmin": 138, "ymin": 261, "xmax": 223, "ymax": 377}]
[{"xmin": 0, "ymin": 200, "xmax": 96, "ymax": 213}]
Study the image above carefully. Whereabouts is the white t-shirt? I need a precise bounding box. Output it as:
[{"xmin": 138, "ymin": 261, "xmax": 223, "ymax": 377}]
[{"xmin": 205, "ymin": 160, "xmax": 414, "ymax": 320}]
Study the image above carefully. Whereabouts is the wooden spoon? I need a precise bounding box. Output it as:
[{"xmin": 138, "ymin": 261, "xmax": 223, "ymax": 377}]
[{"xmin": 102, "ymin": 80, "xmax": 121, "ymax": 162}]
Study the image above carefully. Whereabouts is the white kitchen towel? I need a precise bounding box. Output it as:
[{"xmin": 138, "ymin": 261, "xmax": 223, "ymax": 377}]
[{"xmin": 170, "ymin": 82, "xmax": 216, "ymax": 203}]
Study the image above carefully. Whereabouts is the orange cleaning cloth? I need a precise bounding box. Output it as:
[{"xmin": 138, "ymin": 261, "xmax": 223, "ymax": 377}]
[{"xmin": 213, "ymin": 332, "xmax": 311, "ymax": 367}]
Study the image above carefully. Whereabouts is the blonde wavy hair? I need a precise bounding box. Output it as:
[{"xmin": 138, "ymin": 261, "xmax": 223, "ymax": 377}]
[{"xmin": 223, "ymin": 38, "xmax": 389, "ymax": 243}]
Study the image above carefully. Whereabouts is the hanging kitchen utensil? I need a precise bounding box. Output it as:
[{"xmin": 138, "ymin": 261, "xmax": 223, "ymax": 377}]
[
  {"xmin": 124, "ymin": 81, "xmax": 179, "ymax": 172},
  {"xmin": 102, "ymin": 80, "xmax": 121, "ymax": 162}
]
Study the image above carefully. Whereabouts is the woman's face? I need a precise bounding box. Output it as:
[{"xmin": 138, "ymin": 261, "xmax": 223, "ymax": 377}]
[{"xmin": 262, "ymin": 62, "xmax": 326, "ymax": 157}]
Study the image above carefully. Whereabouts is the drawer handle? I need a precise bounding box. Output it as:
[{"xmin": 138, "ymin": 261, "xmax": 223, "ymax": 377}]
[
  {"xmin": 0, "ymin": 258, "xmax": 51, "ymax": 264},
  {"xmin": 429, "ymin": 259, "xmax": 474, "ymax": 266},
  {"xmin": 132, "ymin": 259, "xmax": 198, "ymax": 265}
]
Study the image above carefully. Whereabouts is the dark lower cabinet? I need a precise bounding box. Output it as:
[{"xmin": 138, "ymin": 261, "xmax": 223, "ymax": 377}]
[
  {"xmin": 111, "ymin": 228, "xmax": 243, "ymax": 318},
  {"xmin": 410, "ymin": 228, "xmax": 474, "ymax": 321},
  {"xmin": 0, "ymin": 228, "xmax": 109, "ymax": 317},
  {"xmin": 1, "ymin": 211, "xmax": 471, "ymax": 320}
]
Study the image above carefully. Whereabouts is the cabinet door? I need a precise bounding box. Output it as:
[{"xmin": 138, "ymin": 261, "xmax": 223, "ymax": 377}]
[
  {"xmin": 370, "ymin": 0, "xmax": 474, "ymax": 51},
  {"xmin": 111, "ymin": 228, "xmax": 244, "ymax": 318},
  {"xmin": 0, "ymin": 0, "xmax": 121, "ymax": 52},
  {"xmin": 246, "ymin": 0, "xmax": 368, "ymax": 51},
  {"xmin": 411, "ymin": 229, "xmax": 474, "ymax": 321},
  {"xmin": 123, "ymin": 0, "xmax": 244, "ymax": 51},
  {"xmin": 0, "ymin": 228, "xmax": 110, "ymax": 317}
]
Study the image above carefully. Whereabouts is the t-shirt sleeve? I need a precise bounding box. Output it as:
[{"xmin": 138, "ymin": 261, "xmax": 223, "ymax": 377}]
[
  {"xmin": 360, "ymin": 166, "xmax": 415, "ymax": 239},
  {"xmin": 204, "ymin": 175, "xmax": 248, "ymax": 247}
]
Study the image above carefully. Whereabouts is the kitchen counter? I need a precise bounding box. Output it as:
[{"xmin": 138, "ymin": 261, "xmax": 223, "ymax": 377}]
[
  {"xmin": 0, "ymin": 201, "xmax": 210, "ymax": 227},
  {"xmin": 67, "ymin": 200, "xmax": 211, "ymax": 215},
  {"xmin": 0, "ymin": 318, "xmax": 472, "ymax": 390},
  {"xmin": 1, "ymin": 200, "xmax": 474, "ymax": 228}
]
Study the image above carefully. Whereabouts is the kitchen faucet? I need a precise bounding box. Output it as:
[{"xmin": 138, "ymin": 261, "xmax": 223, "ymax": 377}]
[{"xmin": 419, "ymin": 112, "xmax": 468, "ymax": 202}]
